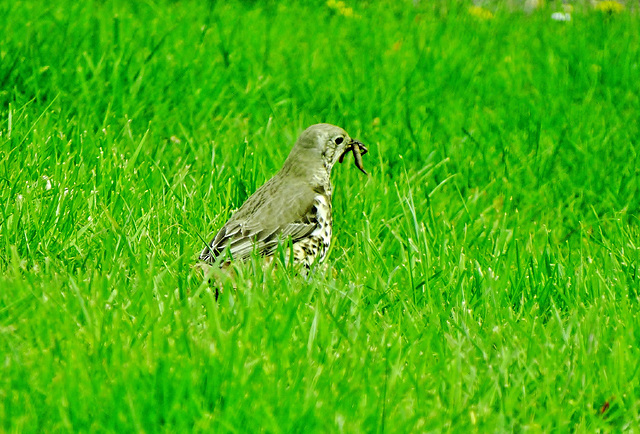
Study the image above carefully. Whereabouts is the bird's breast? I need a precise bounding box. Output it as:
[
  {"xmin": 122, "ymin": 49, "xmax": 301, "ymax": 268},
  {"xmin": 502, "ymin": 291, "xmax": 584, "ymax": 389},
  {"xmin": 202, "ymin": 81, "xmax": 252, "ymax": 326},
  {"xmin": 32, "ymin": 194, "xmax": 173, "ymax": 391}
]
[{"xmin": 291, "ymin": 193, "xmax": 333, "ymax": 268}]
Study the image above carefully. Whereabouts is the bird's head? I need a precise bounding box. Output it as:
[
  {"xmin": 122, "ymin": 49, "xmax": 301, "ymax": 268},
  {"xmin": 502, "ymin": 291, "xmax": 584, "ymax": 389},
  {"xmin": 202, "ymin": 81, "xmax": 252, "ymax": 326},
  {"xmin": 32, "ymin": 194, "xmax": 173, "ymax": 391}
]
[{"xmin": 284, "ymin": 123, "xmax": 368, "ymax": 178}]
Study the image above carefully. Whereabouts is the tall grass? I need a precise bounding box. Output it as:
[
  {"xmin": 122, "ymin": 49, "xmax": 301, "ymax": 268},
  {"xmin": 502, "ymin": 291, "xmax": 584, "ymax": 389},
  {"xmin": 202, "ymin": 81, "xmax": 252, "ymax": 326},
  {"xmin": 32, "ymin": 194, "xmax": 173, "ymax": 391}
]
[{"xmin": 1, "ymin": 0, "xmax": 639, "ymax": 431}]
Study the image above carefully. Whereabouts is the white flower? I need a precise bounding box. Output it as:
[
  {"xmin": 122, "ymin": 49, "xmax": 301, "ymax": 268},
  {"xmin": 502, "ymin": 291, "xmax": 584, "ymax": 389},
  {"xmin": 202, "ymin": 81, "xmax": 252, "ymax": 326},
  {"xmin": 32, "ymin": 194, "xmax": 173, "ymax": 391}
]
[{"xmin": 551, "ymin": 12, "xmax": 571, "ymax": 21}]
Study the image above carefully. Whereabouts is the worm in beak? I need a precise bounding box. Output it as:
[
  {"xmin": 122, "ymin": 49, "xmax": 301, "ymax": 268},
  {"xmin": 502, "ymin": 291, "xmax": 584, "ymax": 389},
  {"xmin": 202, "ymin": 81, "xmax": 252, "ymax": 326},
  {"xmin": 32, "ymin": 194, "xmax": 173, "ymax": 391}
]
[{"xmin": 339, "ymin": 139, "xmax": 369, "ymax": 175}]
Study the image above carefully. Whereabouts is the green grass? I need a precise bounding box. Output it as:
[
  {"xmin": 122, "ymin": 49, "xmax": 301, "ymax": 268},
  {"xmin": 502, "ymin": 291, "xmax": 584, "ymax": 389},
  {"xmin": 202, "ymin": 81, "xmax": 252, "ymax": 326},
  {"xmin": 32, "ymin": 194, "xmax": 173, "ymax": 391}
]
[{"xmin": 1, "ymin": 0, "xmax": 640, "ymax": 431}]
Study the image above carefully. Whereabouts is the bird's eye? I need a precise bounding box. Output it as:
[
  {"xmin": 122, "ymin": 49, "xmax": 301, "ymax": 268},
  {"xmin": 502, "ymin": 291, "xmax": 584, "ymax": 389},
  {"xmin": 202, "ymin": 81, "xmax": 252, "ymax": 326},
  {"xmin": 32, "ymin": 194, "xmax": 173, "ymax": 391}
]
[{"xmin": 335, "ymin": 137, "xmax": 344, "ymax": 145}]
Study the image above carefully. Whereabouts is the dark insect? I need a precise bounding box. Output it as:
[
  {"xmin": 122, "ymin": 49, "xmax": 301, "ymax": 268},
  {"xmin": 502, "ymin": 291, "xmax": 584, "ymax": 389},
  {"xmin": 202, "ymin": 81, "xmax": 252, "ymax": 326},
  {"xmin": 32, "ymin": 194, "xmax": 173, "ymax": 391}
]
[{"xmin": 339, "ymin": 140, "xmax": 369, "ymax": 175}]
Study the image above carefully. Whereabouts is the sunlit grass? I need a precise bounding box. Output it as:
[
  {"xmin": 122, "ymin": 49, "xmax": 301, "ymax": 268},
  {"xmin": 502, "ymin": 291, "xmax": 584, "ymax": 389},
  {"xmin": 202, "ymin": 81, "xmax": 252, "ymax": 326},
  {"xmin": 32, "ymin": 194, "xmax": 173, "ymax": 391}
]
[{"xmin": 1, "ymin": 0, "xmax": 639, "ymax": 431}]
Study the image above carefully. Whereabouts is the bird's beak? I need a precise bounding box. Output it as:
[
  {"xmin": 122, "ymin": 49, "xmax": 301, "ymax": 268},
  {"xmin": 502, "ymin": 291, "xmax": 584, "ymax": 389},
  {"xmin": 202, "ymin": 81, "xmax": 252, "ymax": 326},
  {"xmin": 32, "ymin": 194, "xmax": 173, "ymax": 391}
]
[{"xmin": 339, "ymin": 139, "xmax": 369, "ymax": 175}]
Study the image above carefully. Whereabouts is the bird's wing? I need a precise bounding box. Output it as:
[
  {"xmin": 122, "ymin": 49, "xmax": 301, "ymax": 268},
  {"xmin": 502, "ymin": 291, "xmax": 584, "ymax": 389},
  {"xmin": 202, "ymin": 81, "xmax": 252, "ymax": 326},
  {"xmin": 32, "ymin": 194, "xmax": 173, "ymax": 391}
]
[{"xmin": 199, "ymin": 180, "xmax": 320, "ymax": 263}]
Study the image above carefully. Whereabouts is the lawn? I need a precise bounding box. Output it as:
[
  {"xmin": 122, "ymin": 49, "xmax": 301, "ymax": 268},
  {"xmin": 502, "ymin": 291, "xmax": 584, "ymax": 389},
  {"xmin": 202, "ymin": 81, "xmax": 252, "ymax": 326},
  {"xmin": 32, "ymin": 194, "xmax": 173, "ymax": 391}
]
[{"xmin": 1, "ymin": 0, "xmax": 639, "ymax": 431}]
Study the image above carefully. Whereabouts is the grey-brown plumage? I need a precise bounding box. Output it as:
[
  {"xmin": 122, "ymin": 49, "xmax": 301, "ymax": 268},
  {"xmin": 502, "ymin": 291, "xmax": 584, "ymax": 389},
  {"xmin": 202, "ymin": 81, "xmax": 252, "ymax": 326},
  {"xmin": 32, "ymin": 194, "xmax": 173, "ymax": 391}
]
[{"xmin": 199, "ymin": 123, "xmax": 367, "ymax": 269}]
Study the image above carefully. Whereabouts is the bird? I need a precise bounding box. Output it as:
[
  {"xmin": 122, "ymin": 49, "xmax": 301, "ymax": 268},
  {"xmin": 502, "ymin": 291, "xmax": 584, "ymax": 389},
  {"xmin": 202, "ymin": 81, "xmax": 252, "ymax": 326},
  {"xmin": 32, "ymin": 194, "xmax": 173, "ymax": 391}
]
[{"xmin": 198, "ymin": 123, "xmax": 368, "ymax": 272}]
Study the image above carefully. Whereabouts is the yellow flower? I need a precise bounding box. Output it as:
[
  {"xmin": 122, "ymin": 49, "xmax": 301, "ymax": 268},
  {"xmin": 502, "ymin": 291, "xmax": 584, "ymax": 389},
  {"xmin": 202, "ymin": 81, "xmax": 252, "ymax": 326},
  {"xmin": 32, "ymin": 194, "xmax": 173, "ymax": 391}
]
[
  {"xmin": 468, "ymin": 6, "xmax": 494, "ymax": 20},
  {"xmin": 595, "ymin": 1, "xmax": 625, "ymax": 13}
]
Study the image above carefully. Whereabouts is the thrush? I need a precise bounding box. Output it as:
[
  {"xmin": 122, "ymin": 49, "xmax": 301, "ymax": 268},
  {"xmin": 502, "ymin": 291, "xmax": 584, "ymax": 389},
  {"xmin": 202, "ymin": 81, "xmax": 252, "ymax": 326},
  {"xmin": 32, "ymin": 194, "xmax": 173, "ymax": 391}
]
[{"xmin": 199, "ymin": 123, "xmax": 368, "ymax": 270}]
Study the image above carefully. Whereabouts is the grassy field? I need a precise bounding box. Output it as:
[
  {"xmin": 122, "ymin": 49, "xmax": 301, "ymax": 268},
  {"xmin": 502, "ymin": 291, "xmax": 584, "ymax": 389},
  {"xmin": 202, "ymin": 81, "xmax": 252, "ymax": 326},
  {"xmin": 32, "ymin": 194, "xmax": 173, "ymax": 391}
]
[{"xmin": 1, "ymin": 0, "xmax": 640, "ymax": 431}]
